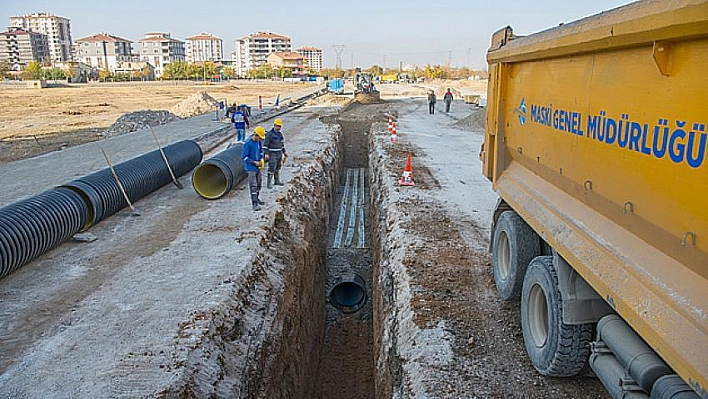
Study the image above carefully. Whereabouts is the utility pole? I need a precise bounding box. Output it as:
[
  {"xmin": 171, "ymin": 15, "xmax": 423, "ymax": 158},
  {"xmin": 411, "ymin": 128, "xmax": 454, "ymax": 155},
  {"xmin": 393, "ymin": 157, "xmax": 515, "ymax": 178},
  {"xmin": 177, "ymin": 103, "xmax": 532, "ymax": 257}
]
[
  {"xmin": 332, "ymin": 45, "xmax": 345, "ymax": 70},
  {"xmin": 467, "ymin": 47, "xmax": 471, "ymax": 71},
  {"xmin": 447, "ymin": 50, "xmax": 452, "ymax": 68},
  {"xmin": 383, "ymin": 54, "xmax": 386, "ymax": 69}
]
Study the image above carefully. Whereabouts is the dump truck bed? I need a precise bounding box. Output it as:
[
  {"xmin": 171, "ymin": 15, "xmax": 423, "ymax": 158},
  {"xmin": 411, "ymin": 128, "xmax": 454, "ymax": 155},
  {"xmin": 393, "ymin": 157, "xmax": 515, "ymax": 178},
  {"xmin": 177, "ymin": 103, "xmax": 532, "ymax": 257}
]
[{"xmin": 482, "ymin": 0, "xmax": 708, "ymax": 395}]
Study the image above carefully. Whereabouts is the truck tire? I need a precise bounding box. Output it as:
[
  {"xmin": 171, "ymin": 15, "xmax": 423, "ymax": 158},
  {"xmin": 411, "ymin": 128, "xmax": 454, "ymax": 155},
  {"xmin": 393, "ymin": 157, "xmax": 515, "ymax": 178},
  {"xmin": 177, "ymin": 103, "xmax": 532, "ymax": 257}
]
[
  {"xmin": 492, "ymin": 211, "xmax": 540, "ymax": 301},
  {"xmin": 521, "ymin": 256, "xmax": 593, "ymax": 377}
]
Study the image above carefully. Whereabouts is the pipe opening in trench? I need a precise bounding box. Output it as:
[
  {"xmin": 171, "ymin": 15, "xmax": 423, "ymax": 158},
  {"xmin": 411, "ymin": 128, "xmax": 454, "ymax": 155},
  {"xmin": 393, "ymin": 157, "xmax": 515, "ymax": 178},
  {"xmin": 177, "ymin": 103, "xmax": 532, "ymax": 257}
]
[
  {"xmin": 192, "ymin": 163, "xmax": 229, "ymax": 199},
  {"xmin": 329, "ymin": 274, "xmax": 367, "ymax": 313}
]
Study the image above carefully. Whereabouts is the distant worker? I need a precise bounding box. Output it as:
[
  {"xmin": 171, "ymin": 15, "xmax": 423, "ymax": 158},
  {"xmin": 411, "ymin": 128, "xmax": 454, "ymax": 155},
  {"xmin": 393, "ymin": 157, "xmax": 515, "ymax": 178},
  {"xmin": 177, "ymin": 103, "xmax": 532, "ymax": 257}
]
[
  {"xmin": 427, "ymin": 90, "xmax": 437, "ymax": 115},
  {"xmin": 242, "ymin": 126, "xmax": 266, "ymax": 211},
  {"xmin": 225, "ymin": 103, "xmax": 238, "ymax": 121},
  {"xmin": 233, "ymin": 105, "xmax": 250, "ymax": 143},
  {"xmin": 264, "ymin": 118, "xmax": 288, "ymax": 189},
  {"xmin": 443, "ymin": 88, "xmax": 454, "ymax": 113}
]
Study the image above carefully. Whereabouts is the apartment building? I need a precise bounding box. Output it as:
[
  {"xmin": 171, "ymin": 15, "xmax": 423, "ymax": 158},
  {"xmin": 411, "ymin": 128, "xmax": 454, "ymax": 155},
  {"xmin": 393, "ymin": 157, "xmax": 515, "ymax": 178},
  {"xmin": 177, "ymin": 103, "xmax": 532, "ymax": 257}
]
[
  {"xmin": 137, "ymin": 32, "xmax": 185, "ymax": 77},
  {"xmin": 295, "ymin": 46, "xmax": 322, "ymax": 72},
  {"xmin": 266, "ymin": 51, "xmax": 305, "ymax": 76},
  {"xmin": 9, "ymin": 13, "xmax": 72, "ymax": 62},
  {"xmin": 185, "ymin": 32, "xmax": 222, "ymax": 63},
  {"xmin": 0, "ymin": 27, "xmax": 50, "ymax": 69},
  {"xmin": 233, "ymin": 31, "xmax": 291, "ymax": 77},
  {"xmin": 74, "ymin": 33, "xmax": 134, "ymax": 72}
]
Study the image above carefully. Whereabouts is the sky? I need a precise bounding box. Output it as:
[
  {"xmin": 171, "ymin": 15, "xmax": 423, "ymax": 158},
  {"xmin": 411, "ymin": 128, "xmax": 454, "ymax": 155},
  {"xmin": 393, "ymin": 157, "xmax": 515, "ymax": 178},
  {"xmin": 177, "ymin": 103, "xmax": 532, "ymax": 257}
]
[{"xmin": 2, "ymin": 0, "xmax": 636, "ymax": 70}]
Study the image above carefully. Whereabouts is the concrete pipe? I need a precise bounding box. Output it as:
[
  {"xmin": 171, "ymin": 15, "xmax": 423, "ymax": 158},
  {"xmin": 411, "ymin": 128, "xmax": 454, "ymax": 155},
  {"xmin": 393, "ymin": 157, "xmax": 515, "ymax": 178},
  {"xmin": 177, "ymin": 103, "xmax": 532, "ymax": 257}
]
[
  {"xmin": 0, "ymin": 187, "xmax": 88, "ymax": 280},
  {"xmin": 63, "ymin": 140, "xmax": 202, "ymax": 226},
  {"xmin": 597, "ymin": 314, "xmax": 672, "ymax": 393},
  {"xmin": 192, "ymin": 144, "xmax": 245, "ymax": 200},
  {"xmin": 329, "ymin": 274, "xmax": 367, "ymax": 313}
]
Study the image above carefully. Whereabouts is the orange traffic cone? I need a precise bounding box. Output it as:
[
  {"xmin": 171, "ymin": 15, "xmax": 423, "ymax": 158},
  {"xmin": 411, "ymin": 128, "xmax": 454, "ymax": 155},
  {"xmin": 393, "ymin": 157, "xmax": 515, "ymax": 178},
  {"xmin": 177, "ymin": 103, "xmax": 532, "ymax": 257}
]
[
  {"xmin": 390, "ymin": 121, "xmax": 398, "ymax": 143},
  {"xmin": 399, "ymin": 153, "xmax": 415, "ymax": 186},
  {"xmin": 387, "ymin": 116, "xmax": 394, "ymax": 133}
]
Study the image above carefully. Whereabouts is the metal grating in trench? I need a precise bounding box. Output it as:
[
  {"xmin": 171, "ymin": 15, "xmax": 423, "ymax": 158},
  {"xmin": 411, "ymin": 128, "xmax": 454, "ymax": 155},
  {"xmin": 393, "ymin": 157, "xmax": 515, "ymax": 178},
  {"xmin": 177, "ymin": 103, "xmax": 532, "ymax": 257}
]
[{"xmin": 332, "ymin": 168, "xmax": 366, "ymax": 248}]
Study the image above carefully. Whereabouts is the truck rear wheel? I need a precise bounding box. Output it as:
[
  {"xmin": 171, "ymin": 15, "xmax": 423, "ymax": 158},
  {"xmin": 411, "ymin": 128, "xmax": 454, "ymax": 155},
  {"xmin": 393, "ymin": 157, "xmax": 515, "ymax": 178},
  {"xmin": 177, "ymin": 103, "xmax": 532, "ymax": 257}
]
[
  {"xmin": 492, "ymin": 211, "xmax": 540, "ymax": 300},
  {"xmin": 521, "ymin": 256, "xmax": 593, "ymax": 377}
]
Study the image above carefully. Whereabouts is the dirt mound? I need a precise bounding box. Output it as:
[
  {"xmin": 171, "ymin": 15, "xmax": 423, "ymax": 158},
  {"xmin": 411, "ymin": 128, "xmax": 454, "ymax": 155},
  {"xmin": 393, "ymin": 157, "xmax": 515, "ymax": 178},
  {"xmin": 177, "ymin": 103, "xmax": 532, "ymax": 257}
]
[
  {"xmin": 454, "ymin": 107, "xmax": 486, "ymax": 132},
  {"xmin": 170, "ymin": 91, "xmax": 219, "ymax": 118},
  {"xmin": 307, "ymin": 93, "xmax": 352, "ymax": 107},
  {"xmin": 102, "ymin": 110, "xmax": 181, "ymax": 137}
]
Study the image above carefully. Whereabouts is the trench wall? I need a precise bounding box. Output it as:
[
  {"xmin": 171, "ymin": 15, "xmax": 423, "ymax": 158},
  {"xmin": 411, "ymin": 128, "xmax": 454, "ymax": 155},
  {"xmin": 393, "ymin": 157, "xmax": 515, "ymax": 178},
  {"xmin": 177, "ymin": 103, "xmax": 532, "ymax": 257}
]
[
  {"xmin": 370, "ymin": 120, "xmax": 438, "ymax": 398},
  {"xmin": 165, "ymin": 125, "xmax": 343, "ymax": 398}
]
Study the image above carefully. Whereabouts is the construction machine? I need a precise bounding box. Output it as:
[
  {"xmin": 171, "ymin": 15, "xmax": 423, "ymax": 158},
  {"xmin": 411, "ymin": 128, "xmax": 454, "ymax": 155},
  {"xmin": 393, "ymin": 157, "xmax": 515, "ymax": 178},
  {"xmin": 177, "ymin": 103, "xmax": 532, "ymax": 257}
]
[{"xmin": 354, "ymin": 70, "xmax": 380, "ymax": 103}]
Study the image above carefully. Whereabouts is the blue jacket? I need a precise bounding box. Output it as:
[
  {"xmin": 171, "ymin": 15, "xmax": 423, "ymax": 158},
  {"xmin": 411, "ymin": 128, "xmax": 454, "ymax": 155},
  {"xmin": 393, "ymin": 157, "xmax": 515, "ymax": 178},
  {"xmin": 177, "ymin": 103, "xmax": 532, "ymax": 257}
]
[
  {"xmin": 242, "ymin": 136, "xmax": 262, "ymax": 172},
  {"xmin": 232, "ymin": 110, "xmax": 248, "ymax": 129}
]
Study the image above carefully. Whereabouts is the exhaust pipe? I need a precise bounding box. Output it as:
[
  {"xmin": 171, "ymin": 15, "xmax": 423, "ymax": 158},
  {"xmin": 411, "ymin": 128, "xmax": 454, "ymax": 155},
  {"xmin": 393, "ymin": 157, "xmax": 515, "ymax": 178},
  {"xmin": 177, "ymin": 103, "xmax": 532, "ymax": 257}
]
[{"xmin": 192, "ymin": 144, "xmax": 246, "ymax": 200}]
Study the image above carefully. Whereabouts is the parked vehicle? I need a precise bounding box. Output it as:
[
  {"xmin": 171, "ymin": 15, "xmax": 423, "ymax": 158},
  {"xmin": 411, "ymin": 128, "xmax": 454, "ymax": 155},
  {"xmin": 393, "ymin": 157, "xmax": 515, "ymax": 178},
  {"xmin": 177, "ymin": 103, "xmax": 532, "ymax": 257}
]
[{"xmin": 481, "ymin": 1, "xmax": 708, "ymax": 398}]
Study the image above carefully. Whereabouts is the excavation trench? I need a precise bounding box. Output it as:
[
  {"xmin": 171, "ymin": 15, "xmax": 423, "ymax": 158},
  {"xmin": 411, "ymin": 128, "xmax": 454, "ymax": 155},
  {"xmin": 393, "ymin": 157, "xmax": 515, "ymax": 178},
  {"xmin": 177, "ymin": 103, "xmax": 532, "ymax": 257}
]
[{"xmin": 169, "ymin": 104, "xmax": 383, "ymax": 398}]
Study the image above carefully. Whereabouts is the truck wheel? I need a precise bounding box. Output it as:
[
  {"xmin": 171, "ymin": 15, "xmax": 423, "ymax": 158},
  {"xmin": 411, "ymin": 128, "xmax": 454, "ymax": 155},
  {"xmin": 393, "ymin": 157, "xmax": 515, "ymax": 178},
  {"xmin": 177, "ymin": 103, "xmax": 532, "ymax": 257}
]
[
  {"xmin": 492, "ymin": 211, "xmax": 540, "ymax": 300},
  {"xmin": 521, "ymin": 256, "xmax": 593, "ymax": 377}
]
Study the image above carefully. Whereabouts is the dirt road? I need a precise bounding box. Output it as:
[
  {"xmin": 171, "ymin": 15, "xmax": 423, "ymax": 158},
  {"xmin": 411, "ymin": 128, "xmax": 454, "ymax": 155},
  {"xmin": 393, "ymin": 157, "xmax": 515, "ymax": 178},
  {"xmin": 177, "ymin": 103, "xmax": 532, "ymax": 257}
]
[{"xmin": 0, "ymin": 80, "xmax": 317, "ymax": 164}]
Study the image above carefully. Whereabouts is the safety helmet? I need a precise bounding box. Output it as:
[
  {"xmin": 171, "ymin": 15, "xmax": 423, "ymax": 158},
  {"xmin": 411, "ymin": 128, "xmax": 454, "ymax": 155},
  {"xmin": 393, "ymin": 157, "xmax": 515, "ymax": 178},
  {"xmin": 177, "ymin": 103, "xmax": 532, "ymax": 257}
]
[
  {"xmin": 274, "ymin": 118, "xmax": 283, "ymax": 127},
  {"xmin": 254, "ymin": 126, "xmax": 265, "ymax": 139}
]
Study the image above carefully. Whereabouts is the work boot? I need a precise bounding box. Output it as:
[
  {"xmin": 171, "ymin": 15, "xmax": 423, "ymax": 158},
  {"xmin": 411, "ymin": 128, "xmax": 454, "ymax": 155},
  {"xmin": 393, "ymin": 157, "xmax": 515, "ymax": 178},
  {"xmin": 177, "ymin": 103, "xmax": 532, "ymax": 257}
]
[
  {"xmin": 274, "ymin": 171, "xmax": 285, "ymax": 186},
  {"xmin": 267, "ymin": 173, "xmax": 273, "ymax": 189},
  {"xmin": 252, "ymin": 204, "xmax": 261, "ymax": 211}
]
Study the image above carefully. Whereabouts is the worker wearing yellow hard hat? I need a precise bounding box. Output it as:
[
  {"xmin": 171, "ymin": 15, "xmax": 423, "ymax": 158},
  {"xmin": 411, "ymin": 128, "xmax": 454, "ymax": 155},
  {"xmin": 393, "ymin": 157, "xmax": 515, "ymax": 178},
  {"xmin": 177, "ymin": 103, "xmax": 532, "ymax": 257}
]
[
  {"xmin": 264, "ymin": 118, "xmax": 288, "ymax": 189},
  {"xmin": 242, "ymin": 126, "xmax": 266, "ymax": 211}
]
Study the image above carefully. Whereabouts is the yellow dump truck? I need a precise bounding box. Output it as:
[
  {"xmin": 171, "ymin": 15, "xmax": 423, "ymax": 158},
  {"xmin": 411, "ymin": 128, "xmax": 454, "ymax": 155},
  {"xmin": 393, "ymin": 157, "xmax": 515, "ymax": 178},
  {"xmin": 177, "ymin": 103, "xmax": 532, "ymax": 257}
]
[{"xmin": 481, "ymin": 1, "xmax": 708, "ymax": 398}]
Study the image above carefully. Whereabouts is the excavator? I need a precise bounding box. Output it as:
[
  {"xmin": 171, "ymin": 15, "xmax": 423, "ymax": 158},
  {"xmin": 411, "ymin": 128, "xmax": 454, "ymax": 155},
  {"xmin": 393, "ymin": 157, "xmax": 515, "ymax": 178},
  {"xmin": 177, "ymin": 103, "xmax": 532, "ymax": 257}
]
[{"xmin": 354, "ymin": 70, "xmax": 381, "ymax": 103}]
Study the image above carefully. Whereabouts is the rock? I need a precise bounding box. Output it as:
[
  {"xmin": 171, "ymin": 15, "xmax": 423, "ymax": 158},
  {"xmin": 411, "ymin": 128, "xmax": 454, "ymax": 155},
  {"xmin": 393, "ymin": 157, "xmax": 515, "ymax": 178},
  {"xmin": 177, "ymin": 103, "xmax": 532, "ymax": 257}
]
[{"xmin": 102, "ymin": 110, "xmax": 181, "ymax": 137}]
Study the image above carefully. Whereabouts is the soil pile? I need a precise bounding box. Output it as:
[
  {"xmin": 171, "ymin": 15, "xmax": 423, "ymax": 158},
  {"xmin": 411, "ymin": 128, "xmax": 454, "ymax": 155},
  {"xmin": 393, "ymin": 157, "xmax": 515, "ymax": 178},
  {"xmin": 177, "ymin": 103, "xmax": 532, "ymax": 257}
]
[
  {"xmin": 454, "ymin": 107, "xmax": 486, "ymax": 132},
  {"xmin": 170, "ymin": 91, "xmax": 218, "ymax": 118},
  {"xmin": 102, "ymin": 110, "xmax": 180, "ymax": 137}
]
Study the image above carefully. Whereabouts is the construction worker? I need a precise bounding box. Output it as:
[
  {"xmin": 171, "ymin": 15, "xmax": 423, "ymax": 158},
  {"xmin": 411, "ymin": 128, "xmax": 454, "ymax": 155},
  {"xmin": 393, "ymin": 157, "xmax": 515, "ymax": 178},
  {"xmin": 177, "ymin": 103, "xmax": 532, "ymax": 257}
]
[
  {"xmin": 225, "ymin": 103, "xmax": 238, "ymax": 121},
  {"xmin": 242, "ymin": 126, "xmax": 266, "ymax": 211},
  {"xmin": 264, "ymin": 118, "xmax": 287, "ymax": 189},
  {"xmin": 232, "ymin": 105, "xmax": 250, "ymax": 143},
  {"xmin": 443, "ymin": 88, "xmax": 454, "ymax": 113},
  {"xmin": 427, "ymin": 90, "xmax": 437, "ymax": 114}
]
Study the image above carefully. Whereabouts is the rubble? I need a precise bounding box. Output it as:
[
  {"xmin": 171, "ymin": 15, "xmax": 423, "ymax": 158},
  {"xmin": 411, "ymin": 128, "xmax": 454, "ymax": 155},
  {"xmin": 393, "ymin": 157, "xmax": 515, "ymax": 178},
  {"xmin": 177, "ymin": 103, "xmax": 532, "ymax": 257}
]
[
  {"xmin": 170, "ymin": 91, "xmax": 219, "ymax": 118},
  {"xmin": 101, "ymin": 110, "xmax": 181, "ymax": 137}
]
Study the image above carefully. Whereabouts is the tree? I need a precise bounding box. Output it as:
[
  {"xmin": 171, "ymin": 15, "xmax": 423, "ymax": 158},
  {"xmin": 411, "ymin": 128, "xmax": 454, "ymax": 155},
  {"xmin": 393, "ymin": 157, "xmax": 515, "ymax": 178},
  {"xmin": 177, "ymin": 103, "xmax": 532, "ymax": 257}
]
[
  {"xmin": 222, "ymin": 66, "xmax": 236, "ymax": 79},
  {"xmin": 22, "ymin": 61, "xmax": 43, "ymax": 80},
  {"xmin": 98, "ymin": 68, "xmax": 111, "ymax": 82},
  {"xmin": 366, "ymin": 65, "xmax": 383, "ymax": 76},
  {"xmin": 162, "ymin": 61, "xmax": 189, "ymax": 80},
  {"xmin": 0, "ymin": 61, "xmax": 10, "ymax": 79},
  {"xmin": 247, "ymin": 63, "xmax": 272, "ymax": 79}
]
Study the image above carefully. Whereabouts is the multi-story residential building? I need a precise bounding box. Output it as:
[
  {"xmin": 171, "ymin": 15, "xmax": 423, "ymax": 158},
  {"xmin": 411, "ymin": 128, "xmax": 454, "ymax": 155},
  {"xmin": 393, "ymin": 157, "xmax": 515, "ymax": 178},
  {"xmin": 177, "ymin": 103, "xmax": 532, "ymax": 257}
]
[
  {"xmin": 9, "ymin": 13, "xmax": 72, "ymax": 62},
  {"xmin": 233, "ymin": 31, "xmax": 291, "ymax": 77},
  {"xmin": 0, "ymin": 27, "xmax": 50, "ymax": 69},
  {"xmin": 266, "ymin": 51, "xmax": 305, "ymax": 76},
  {"xmin": 294, "ymin": 46, "xmax": 322, "ymax": 73},
  {"xmin": 137, "ymin": 32, "xmax": 185, "ymax": 77},
  {"xmin": 185, "ymin": 32, "xmax": 222, "ymax": 63},
  {"xmin": 74, "ymin": 33, "xmax": 134, "ymax": 72}
]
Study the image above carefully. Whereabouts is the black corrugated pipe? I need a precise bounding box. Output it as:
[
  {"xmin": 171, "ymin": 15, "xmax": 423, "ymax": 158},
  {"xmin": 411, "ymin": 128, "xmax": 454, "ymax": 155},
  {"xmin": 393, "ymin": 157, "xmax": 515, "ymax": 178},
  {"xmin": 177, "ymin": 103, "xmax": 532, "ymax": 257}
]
[
  {"xmin": 62, "ymin": 140, "xmax": 202, "ymax": 228},
  {"xmin": 0, "ymin": 187, "xmax": 88, "ymax": 280},
  {"xmin": 192, "ymin": 144, "xmax": 246, "ymax": 200}
]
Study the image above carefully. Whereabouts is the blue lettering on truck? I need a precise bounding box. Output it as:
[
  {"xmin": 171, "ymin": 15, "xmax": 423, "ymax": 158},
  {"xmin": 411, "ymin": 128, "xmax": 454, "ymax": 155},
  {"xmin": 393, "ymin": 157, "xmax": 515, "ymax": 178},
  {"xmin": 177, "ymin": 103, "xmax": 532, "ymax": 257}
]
[{"xmin": 519, "ymin": 98, "xmax": 707, "ymax": 169}]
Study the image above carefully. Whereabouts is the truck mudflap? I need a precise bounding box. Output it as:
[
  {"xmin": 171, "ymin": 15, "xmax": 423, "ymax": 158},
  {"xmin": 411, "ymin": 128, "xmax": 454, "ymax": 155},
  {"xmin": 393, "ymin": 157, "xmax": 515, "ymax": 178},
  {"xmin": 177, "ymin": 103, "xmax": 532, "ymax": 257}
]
[{"xmin": 495, "ymin": 161, "xmax": 708, "ymax": 397}]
